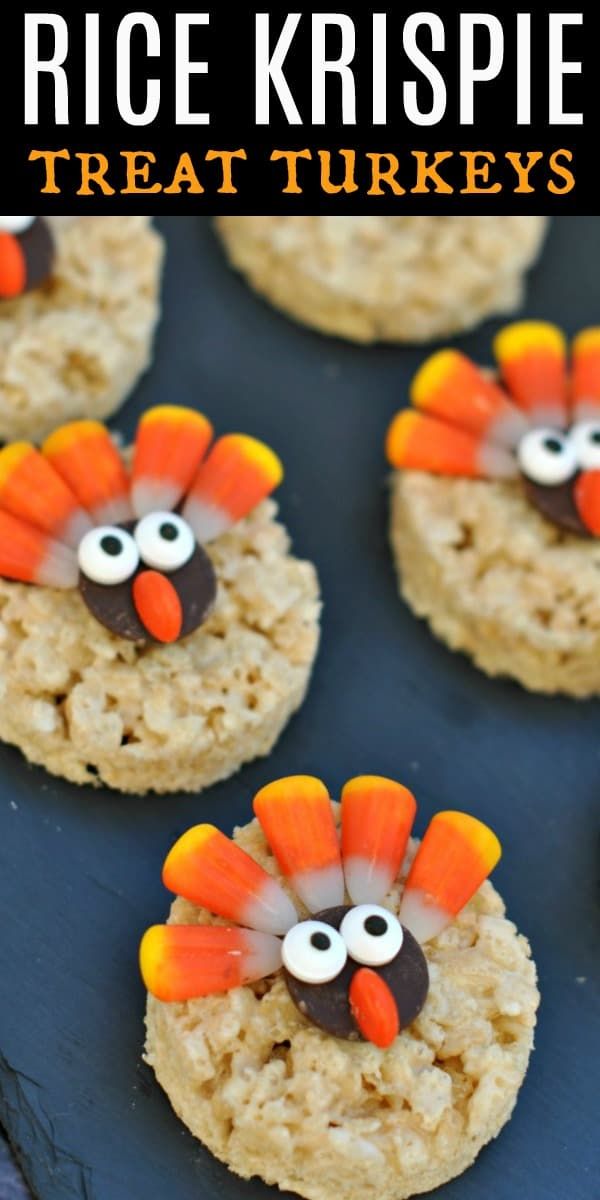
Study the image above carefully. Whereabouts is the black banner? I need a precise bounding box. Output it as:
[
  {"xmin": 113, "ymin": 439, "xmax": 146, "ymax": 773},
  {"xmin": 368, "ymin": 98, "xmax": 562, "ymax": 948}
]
[{"xmin": 3, "ymin": 4, "xmax": 597, "ymax": 212}]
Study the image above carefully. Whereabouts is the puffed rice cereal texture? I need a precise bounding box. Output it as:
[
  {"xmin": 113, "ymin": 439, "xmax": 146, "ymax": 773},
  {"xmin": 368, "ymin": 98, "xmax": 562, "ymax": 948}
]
[
  {"xmin": 215, "ymin": 216, "xmax": 548, "ymax": 344},
  {"xmin": 144, "ymin": 806, "xmax": 539, "ymax": 1200},
  {"xmin": 390, "ymin": 469, "xmax": 600, "ymax": 696},
  {"xmin": 0, "ymin": 499, "xmax": 320, "ymax": 793},
  {"xmin": 0, "ymin": 216, "xmax": 164, "ymax": 440}
]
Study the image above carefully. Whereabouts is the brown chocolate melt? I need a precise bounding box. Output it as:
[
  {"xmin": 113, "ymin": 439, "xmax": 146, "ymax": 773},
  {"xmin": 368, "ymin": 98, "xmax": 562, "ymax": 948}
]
[
  {"xmin": 283, "ymin": 905, "xmax": 429, "ymax": 1041},
  {"xmin": 20, "ymin": 219, "xmax": 55, "ymax": 292},
  {"xmin": 522, "ymin": 475, "xmax": 589, "ymax": 537},
  {"xmin": 79, "ymin": 536, "xmax": 217, "ymax": 642}
]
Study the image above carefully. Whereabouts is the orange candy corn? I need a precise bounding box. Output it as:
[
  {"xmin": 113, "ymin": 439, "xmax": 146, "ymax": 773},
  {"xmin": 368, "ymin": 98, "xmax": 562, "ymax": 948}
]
[
  {"xmin": 162, "ymin": 824, "xmax": 297, "ymax": 936},
  {"xmin": 140, "ymin": 924, "xmax": 282, "ymax": 1002},
  {"xmin": 0, "ymin": 232, "xmax": 26, "ymax": 298},
  {"xmin": 386, "ymin": 410, "xmax": 517, "ymax": 479},
  {"xmin": 0, "ymin": 509, "xmax": 78, "ymax": 588},
  {"xmin": 411, "ymin": 349, "xmax": 528, "ymax": 448},
  {"xmin": 131, "ymin": 406, "xmax": 213, "ymax": 518},
  {"xmin": 574, "ymin": 469, "xmax": 600, "ymax": 536},
  {"xmin": 399, "ymin": 811, "xmax": 501, "ymax": 943},
  {"xmin": 571, "ymin": 328, "xmax": 600, "ymax": 421},
  {"xmin": 341, "ymin": 776, "xmax": 416, "ymax": 904},
  {"xmin": 183, "ymin": 434, "xmax": 283, "ymax": 542},
  {"xmin": 494, "ymin": 321, "xmax": 568, "ymax": 427},
  {"xmin": 0, "ymin": 443, "xmax": 92, "ymax": 548},
  {"xmin": 133, "ymin": 571, "xmax": 183, "ymax": 644},
  {"xmin": 43, "ymin": 421, "xmax": 132, "ymax": 526},
  {"xmin": 253, "ymin": 776, "xmax": 344, "ymax": 913},
  {"xmin": 349, "ymin": 967, "xmax": 399, "ymax": 1049}
]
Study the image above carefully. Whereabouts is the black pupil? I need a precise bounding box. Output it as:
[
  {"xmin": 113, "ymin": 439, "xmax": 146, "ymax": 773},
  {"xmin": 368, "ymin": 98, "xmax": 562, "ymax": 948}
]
[
  {"xmin": 160, "ymin": 522, "xmax": 179, "ymax": 542},
  {"xmin": 100, "ymin": 535, "xmax": 123, "ymax": 557},
  {"xmin": 364, "ymin": 915, "xmax": 388, "ymax": 937},
  {"xmin": 310, "ymin": 931, "xmax": 331, "ymax": 951},
  {"xmin": 543, "ymin": 437, "xmax": 564, "ymax": 455},
  {"xmin": 590, "ymin": 431, "xmax": 600, "ymax": 445}
]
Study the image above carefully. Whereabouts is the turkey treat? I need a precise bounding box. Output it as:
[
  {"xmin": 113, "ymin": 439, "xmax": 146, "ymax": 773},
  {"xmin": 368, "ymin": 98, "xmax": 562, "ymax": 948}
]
[
  {"xmin": 0, "ymin": 215, "xmax": 163, "ymax": 441},
  {"xmin": 387, "ymin": 320, "xmax": 600, "ymax": 696},
  {"xmin": 0, "ymin": 408, "xmax": 320, "ymax": 792},
  {"xmin": 215, "ymin": 216, "xmax": 547, "ymax": 344},
  {"xmin": 142, "ymin": 774, "xmax": 538, "ymax": 1200}
]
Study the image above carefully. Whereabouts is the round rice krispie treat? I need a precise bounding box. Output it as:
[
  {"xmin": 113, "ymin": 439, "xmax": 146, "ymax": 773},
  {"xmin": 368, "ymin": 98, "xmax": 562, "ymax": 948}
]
[
  {"xmin": 0, "ymin": 408, "xmax": 320, "ymax": 792},
  {"xmin": 215, "ymin": 216, "xmax": 548, "ymax": 344},
  {"xmin": 142, "ymin": 775, "xmax": 539, "ymax": 1200},
  {"xmin": 387, "ymin": 320, "xmax": 600, "ymax": 696},
  {"xmin": 0, "ymin": 216, "xmax": 163, "ymax": 440}
]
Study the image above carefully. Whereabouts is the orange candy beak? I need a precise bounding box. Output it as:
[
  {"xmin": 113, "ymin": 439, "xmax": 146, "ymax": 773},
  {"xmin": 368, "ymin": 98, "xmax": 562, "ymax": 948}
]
[
  {"xmin": 349, "ymin": 967, "xmax": 400, "ymax": 1048},
  {"xmin": 575, "ymin": 470, "xmax": 600, "ymax": 536},
  {"xmin": 0, "ymin": 232, "xmax": 26, "ymax": 298},
  {"xmin": 133, "ymin": 570, "xmax": 183, "ymax": 643}
]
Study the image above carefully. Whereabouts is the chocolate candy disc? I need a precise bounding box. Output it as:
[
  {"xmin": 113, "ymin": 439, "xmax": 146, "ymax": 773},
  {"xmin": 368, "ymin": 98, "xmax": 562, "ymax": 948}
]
[
  {"xmin": 283, "ymin": 905, "xmax": 429, "ymax": 1041},
  {"xmin": 21, "ymin": 218, "xmax": 55, "ymax": 291},
  {"xmin": 522, "ymin": 475, "xmax": 589, "ymax": 537},
  {"xmin": 79, "ymin": 524, "xmax": 217, "ymax": 642}
]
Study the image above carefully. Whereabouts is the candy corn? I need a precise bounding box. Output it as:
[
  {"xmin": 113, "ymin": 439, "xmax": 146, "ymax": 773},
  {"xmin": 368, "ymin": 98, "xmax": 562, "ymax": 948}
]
[
  {"xmin": 386, "ymin": 411, "xmax": 517, "ymax": 478},
  {"xmin": 341, "ymin": 776, "xmax": 416, "ymax": 905},
  {"xmin": 253, "ymin": 776, "xmax": 344, "ymax": 913},
  {"xmin": 411, "ymin": 350, "xmax": 528, "ymax": 448},
  {"xmin": 43, "ymin": 421, "xmax": 132, "ymax": 526},
  {"xmin": 494, "ymin": 321, "xmax": 568, "ymax": 427},
  {"xmin": 0, "ymin": 510, "xmax": 78, "ymax": 589},
  {"xmin": 163, "ymin": 824, "xmax": 297, "ymax": 935},
  {"xmin": 571, "ymin": 328, "xmax": 600, "ymax": 421},
  {"xmin": 0, "ymin": 443, "xmax": 92, "ymax": 548},
  {"xmin": 349, "ymin": 967, "xmax": 399, "ymax": 1048},
  {"xmin": 399, "ymin": 811, "xmax": 501, "ymax": 943},
  {"xmin": 131, "ymin": 406, "xmax": 213, "ymax": 517},
  {"xmin": 183, "ymin": 435, "xmax": 283, "ymax": 543},
  {"xmin": 140, "ymin": 924, "xmax": 283, "ymax": 1002}
]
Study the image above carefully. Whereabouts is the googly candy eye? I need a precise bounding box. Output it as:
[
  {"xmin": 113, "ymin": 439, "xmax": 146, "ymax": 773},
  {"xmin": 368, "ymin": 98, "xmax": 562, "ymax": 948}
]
[
  {"xmin": 517, "ymin": 427, "xmax": 578, "ymax": 486},
  {"xmin": 134, "ymin": 511, "xmax": 195, "ymax": 572},
  {"xmin": 78, "ymin": 526, "xmax": 139, "ymax": 585},
  {"xmin": 569, "ymin": 421, "xmax": 600, "ymax": 471},
  {"xmin": 282, "ymin": 920, "xmax": 347, "ymax": 984},
  {"xmin": 340, "ymin": 905, "xmax": 403, "ymax": 967},
  {"xmin": 0, "ymin": 217, "xmax": 35, "ymax": 234}
]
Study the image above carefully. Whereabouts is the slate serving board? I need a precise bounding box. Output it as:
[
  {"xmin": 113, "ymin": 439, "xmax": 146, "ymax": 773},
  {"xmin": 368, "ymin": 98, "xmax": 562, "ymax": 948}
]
[
  {"xmin": 1, "ymin": 1129, "xmax": 30, "ymax": 1198},
  {"xmin": 0, "ymin": 216, "xmax": 598, "ymax": 1200}
]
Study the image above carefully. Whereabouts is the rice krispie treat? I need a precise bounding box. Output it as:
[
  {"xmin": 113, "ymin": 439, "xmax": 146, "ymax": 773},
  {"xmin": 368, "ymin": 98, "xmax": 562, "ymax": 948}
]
[
  {"xmin": 0, "ymin": 408, "xmax": 320, "ymax": 792},
  {"xmin": 215, "ymin": 216, "xmax": 547, "ymax": 344},
  {"xmin": 386, "ymin": 321, "xmax": 600, "ymax": 695},
  {"xmin": 142, "ymin": 774, "xmax": 538, "ymax": 1200},
  {"xmin": 0, "ymin": 216, "xmax": 163, "ymax": 440}
]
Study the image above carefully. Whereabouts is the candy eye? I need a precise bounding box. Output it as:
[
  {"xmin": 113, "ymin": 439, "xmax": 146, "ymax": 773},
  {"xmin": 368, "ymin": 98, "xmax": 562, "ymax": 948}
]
[
  {"xmin": 282, "ymin": 920, "xmax": 347, "ymax": 984},
  {"xmin": 569, "ymin": 420, "xmax": 600, "ymax": 471},
  {"xmin": 78, "ymin": 526, "xmax": 139, "ymax": 585},
  {"xmin": 517, "ymin": 428, "xmax": 578, "ymax": 486},
  {"xmin": 0, "ymin": 217, "xmax": 35, "ymax": 234},
  {"xmin": 134, "ymin": 511, "xmax": 195, "ymax": 572},
  {"xmin": 340, "ymin": 905, "xmax": 403, "ymax": 966}
]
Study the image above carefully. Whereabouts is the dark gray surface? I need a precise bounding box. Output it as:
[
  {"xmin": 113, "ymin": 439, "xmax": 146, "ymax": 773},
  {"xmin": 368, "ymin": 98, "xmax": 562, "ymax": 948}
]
[
  {"xmin": 0, "ymin": 217, "xmax": 599, "ymax": 1200},
  {"xmin": 1, "ymin": 1131, "xmax": 30, "ymax": 1199}
]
